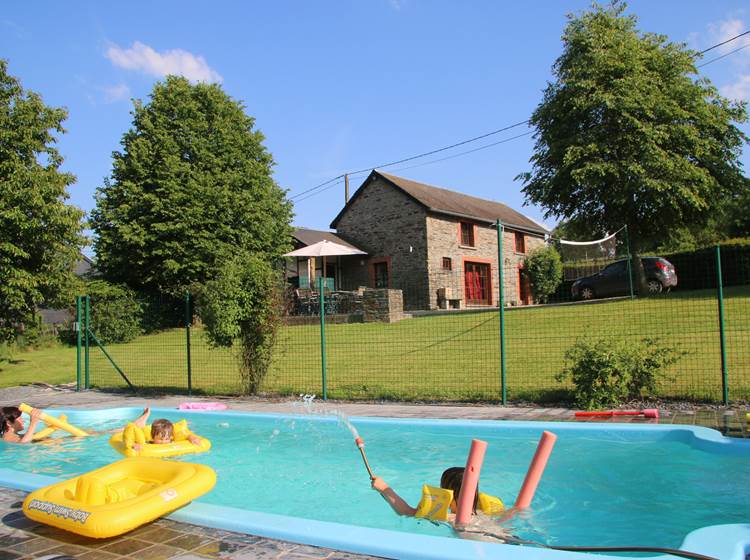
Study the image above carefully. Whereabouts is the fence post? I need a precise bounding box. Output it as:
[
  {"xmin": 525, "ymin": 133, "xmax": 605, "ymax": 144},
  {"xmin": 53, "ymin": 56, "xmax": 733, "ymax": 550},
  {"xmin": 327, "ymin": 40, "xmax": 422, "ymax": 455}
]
[
  {"xmin": 75, "ymin": 296, "xmax": 82, "ymax": 391},
  {"xmin": 624, "ymin": 225, "xmax": 635, "ymax": 300},
  {"xmin": 496, "ymin": 220, "xmax": 507, "ymax": 405},
  {"xmin": 715, "ymin": 245, "xmax": 729, "ymax": 405},
  {"xmin": 319, "ymin": 276, "xmax": 327, "ymax": 401},
  {"xmin": 185, "ymin": 291, "xmax": 192, "ymax": 396},
  {"xmin": 84, "ymin": 295, "xmax": 90, "ymax": 389}
]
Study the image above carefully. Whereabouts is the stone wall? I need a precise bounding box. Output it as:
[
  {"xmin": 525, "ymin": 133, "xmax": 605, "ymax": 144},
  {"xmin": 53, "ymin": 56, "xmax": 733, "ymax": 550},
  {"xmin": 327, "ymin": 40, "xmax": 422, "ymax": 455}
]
[
  {"xmin": 362, "ymin": 289, "xmax": 407, "ymax": 323},
  {"xmin": 335, "ymin": 175, "xmax": 430, "ymax": 309}
]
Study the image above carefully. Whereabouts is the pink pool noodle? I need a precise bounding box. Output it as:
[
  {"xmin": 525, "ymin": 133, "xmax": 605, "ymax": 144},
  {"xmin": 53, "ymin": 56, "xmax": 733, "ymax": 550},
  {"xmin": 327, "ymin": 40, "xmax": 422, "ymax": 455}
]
[
  {"xmin": 455, "ymin": 439, "xmax": 488, "ymax": 526},
  {"xmin": 514, "ymin": 431, "xmax": 557, "ymax": 509},
  {"xmin": 178, "ymin": 402, "xmax": 227, "ymax": 411},
  {"xmin": 575, "ymin": 409, "xmax": 659, "ymax": 419}
]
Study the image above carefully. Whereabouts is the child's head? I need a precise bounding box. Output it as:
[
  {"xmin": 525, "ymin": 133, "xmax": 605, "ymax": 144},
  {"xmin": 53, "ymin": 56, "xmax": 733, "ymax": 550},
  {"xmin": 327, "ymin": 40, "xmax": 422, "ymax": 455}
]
[
  {"xmin": 0, "ymin": 406, "xmax": 22, "ymax": 436},
  {"xmin": 151, "ymin": 419, "xmax": 174, "ymax": 443},
  {"xmin": 441, "ymin": 467, "xmax": 479, "ymax": 513}
]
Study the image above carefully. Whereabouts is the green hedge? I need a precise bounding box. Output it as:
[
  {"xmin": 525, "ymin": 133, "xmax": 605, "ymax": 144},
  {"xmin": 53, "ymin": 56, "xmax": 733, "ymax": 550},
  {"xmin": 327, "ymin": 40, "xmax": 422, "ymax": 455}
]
[{"xmin": 661, "ymin": 240, "xmax": 750, "ymax": 290}]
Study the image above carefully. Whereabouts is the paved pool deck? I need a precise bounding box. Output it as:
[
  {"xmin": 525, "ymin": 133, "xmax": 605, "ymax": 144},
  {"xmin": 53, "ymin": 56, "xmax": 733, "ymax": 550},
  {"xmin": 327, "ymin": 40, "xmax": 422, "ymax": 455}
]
[{"xmin": 1, "ymin": 384, "xmax": 748, "ymax": 560}]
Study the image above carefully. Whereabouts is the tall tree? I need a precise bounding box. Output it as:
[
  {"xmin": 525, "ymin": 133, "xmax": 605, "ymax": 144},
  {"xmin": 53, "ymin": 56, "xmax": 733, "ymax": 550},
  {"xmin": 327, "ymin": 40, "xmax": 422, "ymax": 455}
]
[
  {"xmin": 519, "ymin": 2, "xmax": 748, "ymax": 251},
  {"xmin": 91, "ymin": 76, "xmax": 293, "ymax": 296},
  {"xmin": 0, "ymin": 60, "xmax": 85, "ymax": 342}
]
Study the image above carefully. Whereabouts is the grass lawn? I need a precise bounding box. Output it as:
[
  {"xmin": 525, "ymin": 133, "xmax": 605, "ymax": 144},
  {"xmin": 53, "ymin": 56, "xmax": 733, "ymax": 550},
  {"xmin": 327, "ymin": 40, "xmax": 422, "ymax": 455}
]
[{"xmin": 2, "ymin": 287, "xmax": 748, "ymax": 402}]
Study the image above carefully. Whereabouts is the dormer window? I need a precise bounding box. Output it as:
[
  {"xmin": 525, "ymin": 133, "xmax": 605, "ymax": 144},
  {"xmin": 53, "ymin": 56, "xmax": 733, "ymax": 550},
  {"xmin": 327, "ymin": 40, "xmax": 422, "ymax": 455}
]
[{"xmin": 460, "ymin": 222, "xmax": 475, "ymax": 247}]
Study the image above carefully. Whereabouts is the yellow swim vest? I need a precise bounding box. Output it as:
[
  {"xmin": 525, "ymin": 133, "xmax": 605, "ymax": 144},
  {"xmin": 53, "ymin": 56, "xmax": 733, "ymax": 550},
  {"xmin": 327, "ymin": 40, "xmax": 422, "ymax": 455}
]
[
  {"xmin": 109, "ymin": 420, "xmax": 211, "ymax": 458},
  {"xmin": 414, "ymin": 484, "xmax": 504, "ymax": 521}
]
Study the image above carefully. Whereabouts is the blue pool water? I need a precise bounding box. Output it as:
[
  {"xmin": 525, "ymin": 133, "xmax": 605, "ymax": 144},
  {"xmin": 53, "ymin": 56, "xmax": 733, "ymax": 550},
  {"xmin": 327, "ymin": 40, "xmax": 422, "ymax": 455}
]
[{"xmin": 2, "ymin": 407, "xmax": 750, "ymax": 557}]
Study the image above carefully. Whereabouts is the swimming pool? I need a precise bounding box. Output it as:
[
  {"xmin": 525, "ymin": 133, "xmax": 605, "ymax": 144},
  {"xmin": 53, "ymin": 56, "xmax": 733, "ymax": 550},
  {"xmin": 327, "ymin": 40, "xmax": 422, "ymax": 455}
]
[{"xmin": 1, "ymin": 407, "xmax": 749, "ymax": 559}]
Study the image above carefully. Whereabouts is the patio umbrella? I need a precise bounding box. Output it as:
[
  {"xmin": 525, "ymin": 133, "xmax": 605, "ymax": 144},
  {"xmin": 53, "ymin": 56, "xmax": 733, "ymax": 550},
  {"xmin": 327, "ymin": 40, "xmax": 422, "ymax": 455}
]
[{"xmin": 283, "ymin": 240, "xmax": 366, "ymax": 288}]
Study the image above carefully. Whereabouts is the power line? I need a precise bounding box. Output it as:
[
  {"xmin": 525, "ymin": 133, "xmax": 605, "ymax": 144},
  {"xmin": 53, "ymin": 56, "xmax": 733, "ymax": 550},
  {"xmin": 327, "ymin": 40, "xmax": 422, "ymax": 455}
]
[
  {"xmin": 698, "ymin": 30, "xmax": 750, "ymax": 55},
  {"xmin": 389, "ymin": 131, "xmax": 533, "ymax": 174},
  {"xmin": 347, "ymin": 120, "xmax": 529, "ymax": 176},
  {"xmin": 293, "ymin": 179, "xmax": 345, "ymax": 204},
  {"xmin": 289, "ymin": 120, "xmax": 529, "ymax": 200},
  {"xmin": 697, "ymin": 41, "xmax": 750, "ymax": 68}
]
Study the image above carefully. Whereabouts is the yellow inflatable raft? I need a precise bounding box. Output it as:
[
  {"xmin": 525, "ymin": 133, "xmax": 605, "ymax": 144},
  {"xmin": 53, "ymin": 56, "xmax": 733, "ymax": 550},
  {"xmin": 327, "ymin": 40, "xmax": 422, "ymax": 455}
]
[
  {"xmin": 109, "ymin": 420, "xmax": 211, "ymax": 458},
  {"xmin": 22, "ymin": 456, "xmax": 216, "ymax": 538}
]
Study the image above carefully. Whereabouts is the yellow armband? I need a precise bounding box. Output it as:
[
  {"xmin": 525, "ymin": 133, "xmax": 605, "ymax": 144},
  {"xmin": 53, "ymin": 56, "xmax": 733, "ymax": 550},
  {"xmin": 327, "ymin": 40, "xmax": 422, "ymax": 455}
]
[
  {"xmin": 415, "ymin": 485, "xmax": 453, "ymax": 521},
  {"xmin": 477, "ymin": 492, "xmax": 505, "ymax": 515}
]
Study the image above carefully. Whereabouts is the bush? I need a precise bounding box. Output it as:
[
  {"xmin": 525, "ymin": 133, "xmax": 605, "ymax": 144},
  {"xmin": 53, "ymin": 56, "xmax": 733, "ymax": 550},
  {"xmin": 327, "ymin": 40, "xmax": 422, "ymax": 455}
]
[
  {"xmin": 524, "ymin": 246, "xmax": 563, "ymax": 303},
  {"xmin": 556, "ymin": 337, "xmax": 682, "ymax": 409},
  {"xmin": 82, "ymin": 280, "xmax": 143, "ymax": 344},
  {"xmin": 198, "ymin": 253, "xmax": 284, "ymax": 394}
]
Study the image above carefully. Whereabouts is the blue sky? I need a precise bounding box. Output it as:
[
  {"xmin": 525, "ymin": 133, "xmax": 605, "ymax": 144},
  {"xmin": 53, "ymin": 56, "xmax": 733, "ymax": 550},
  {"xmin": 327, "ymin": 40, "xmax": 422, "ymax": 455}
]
[{"xmin": 2, "ymin": 1, "xmax": 749, "ymax": 250}]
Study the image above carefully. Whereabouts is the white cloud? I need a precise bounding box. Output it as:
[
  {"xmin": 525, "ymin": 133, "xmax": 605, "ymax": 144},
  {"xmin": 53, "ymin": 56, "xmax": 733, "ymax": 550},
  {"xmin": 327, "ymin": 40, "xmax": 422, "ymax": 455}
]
[
  {"xmin": 105, "ymin": 41, "xmax": 222, "ymax": 83},
  {"xmin": 721, "ymin": 74, "xmax": 750, "ymax": 101},
  {"xmin": 102, "ymin": 83, "xmax": 130, "ymax": 103}
]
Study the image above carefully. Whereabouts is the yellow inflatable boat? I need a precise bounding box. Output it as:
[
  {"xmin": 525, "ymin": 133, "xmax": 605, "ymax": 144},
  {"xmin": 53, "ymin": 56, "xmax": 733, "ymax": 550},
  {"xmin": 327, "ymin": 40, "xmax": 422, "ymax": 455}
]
[
  {"xmin": 22, "ymin": 457, "xmax": 216, "ymax": 538},
  {"xmin": 109, "ymin": 420, "xmax": 211, "ymax": 458}
]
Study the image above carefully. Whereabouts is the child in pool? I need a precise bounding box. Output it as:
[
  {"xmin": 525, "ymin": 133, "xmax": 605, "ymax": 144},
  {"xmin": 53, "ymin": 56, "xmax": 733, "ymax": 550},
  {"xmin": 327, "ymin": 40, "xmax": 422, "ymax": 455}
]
[
  {"xmin": 1, "ymin": 405, "xmax": 42, "ymax": 444},
  {"xmin": 372, "ymin": 466, "xmax": 480, "ymax": 520},
  {"xmin": 131, "ymin": 407, "xmax": 202, "ymax": 450}
]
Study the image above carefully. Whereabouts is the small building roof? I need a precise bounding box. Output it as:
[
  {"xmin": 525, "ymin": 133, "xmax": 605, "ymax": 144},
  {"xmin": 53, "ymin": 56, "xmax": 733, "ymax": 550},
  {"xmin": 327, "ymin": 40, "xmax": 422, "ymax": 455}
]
[
  {"xmin": 330, "ymin": 170, "xmax": 548, "ymax": 235},
  {"xmin": 292, "ymin": 228, "xmax": 364, "ymax": 251}
]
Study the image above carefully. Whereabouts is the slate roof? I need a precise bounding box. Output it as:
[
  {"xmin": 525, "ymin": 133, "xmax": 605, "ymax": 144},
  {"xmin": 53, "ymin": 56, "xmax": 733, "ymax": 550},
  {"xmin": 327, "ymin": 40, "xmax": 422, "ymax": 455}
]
[
  {"xmin": 292, "ymin": 228, "xmax": 364, "ymax": 251},
  {"xmin": 330, "ymin": 170, "xmax": 548, "ymax": 235}
]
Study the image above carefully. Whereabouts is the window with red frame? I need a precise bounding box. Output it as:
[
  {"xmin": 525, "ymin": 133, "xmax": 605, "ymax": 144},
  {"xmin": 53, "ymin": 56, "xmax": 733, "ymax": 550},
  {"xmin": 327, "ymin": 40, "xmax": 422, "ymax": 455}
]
[
  {"xmin": 514, "ymin": 231, "xmax": 526, "ymax": 253},
  {"xmin": 442, "ymin": 257, "xmax": 452, "ymax": 271},
  {"xmin": 460, "ymin": 222, "xmax": 475, "ymax": 247}
]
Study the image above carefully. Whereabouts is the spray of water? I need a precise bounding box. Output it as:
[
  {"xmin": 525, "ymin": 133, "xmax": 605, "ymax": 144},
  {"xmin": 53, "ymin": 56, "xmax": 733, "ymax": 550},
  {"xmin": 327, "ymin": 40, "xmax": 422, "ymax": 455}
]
[{"xmin": 294, "ymin": 394, "xmax": 359, "ymax": 439}]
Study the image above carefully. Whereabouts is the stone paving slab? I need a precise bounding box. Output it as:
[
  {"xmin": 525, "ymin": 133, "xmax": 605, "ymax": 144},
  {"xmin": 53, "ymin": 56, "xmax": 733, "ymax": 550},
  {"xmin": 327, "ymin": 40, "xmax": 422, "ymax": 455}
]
[{"xmin": 2, "ymin": 384, "xmax": 749, "ymax": 559}]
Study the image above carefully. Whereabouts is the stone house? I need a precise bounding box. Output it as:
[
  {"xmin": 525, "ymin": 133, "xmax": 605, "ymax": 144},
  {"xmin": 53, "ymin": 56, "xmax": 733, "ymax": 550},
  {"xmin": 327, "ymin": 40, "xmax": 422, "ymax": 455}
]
[{"xmin": 329, "ymin": 170, "xmax": 548, "ymax": 310}]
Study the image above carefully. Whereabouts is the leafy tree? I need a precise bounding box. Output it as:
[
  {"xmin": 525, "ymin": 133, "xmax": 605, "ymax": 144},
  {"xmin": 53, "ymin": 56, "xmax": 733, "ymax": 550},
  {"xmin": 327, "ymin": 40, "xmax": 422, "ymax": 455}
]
[
  {"xmin": 91, "ymin": 76, "xmax": 293, "ymax": 296},
  {"xmin": 198, "ymin": 252, "xmax": 283, "ymax": 394},
  {"xmin": 0, "ymin": 60, "xmax": 85, "ymax": 342},
  {"xmin": 524, "ymin": 246, "xmax": 563, "ymax": 303},
  {"xmin": 519, "ymin": 2, "xmax": 748, "ymax": 252}
]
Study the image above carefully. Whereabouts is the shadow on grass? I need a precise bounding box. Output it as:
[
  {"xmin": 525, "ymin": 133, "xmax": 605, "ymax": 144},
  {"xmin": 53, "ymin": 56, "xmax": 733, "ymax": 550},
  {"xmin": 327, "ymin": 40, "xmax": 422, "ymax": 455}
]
[{"xmin": 88, "ymin": 384, "xmax": 226, "ymax": 398}]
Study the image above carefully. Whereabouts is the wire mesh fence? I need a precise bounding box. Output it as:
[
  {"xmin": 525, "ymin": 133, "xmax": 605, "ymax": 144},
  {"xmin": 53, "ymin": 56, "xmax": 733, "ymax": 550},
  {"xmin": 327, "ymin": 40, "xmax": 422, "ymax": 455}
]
[{"xmin": 79, "ymin": 243, "xmax": 750, "ymax": 403}]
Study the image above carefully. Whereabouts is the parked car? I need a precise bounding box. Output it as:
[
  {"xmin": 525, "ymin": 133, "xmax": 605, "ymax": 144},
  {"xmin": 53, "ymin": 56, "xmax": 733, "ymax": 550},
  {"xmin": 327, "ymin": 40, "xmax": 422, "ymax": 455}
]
[{"xmin": 571, "ymin": 257, "xmax": 677, "ymax": 300}]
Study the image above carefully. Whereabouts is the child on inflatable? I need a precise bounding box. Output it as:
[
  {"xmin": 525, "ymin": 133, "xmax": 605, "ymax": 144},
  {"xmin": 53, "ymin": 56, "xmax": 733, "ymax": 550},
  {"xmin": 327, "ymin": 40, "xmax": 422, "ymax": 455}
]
[
  {"xmin": 1, "ymin": 405, "xmax": 42, "ymax": 444},
  {"xmin": 130, "ymin": 407, "xmax": 202, "ymax": 450},
  {"xmin": 372, "ymin": 466, "xmax": 504, "ymax": 521}
]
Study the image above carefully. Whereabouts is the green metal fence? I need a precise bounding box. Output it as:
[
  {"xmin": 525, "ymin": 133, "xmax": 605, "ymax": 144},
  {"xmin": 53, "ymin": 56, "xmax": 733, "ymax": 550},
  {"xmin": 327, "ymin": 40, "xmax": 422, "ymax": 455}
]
[{"xmin": 77, "ymin": 242, "xmax": 750, "ymax": 403}]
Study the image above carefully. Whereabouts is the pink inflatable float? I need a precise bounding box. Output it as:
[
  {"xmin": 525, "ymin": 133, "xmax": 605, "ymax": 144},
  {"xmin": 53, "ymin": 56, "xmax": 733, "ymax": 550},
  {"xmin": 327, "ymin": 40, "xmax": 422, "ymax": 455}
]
[{"xmin": 178, "ymin": 402, "xmax": 227, "ymax": 411}]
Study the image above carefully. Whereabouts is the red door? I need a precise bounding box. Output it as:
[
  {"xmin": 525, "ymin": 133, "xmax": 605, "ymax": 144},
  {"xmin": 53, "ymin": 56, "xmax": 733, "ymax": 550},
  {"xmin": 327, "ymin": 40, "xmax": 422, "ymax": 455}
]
[{"xmin": 464, "ymin": 262, "xmax": 491, "ymax": 305}]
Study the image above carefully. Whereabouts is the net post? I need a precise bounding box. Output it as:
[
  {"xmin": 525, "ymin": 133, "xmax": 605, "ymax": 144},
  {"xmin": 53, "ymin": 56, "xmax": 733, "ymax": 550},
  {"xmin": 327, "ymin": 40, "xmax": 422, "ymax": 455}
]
[
  {"xmin": 75, "ymin": 296, "xmax": 82, "ymax": 392},
  {"xmin": 185, "ymin": 290, "xmax": 192, "ymax": 396},
  {"xmin": 84, "ymin": 295, "xmax": 90, "ymax": 389},
  {"xmin": 715, "ymin": 245, "xmax": 728, "ymax": 405},
  {"xmin": 319, "ymin": 276, "xmax": 327, "ymax": 401},
  {"xmin": 496, "ymin": 220, "xmax": 507, "ymax": 405},
  {"xmin": 624, "ymin": 225, "xmax": 635, "ymax": 300}
]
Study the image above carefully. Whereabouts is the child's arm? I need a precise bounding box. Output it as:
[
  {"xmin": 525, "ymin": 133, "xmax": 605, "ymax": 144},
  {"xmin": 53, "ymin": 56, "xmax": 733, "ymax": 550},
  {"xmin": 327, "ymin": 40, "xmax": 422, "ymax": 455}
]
[
  {"xmin": 372, "ymin": 476, "xmax": 417, "ymax": 517},
  {"xmin": 133, "ymin": 407, "xmax": 150, "ymax": 428},
  {"xmin": 19, "ymin": 408, "xmax": 42, "ymax": 444}
]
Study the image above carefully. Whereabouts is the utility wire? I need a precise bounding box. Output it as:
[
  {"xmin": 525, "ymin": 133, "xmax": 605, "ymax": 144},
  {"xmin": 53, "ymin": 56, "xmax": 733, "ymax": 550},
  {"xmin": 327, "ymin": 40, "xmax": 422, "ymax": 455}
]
[
  {"xmin": 697, "ymin": 41, "xmax": 750, "ymax": 68},
  {"xmin": 698, "ymin": 30, "xmax": 750, "ymax": 54},
  {"xmin": 389, "ymin": 131, "xmax": 533, "ymax": 175},
  {"xmin": 291, "ymin": 29, "xmax": 750, "ymax": 203},
  {"xmin": 289, "ymin": 120, "xmax": 529, "ymax": 201}
]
